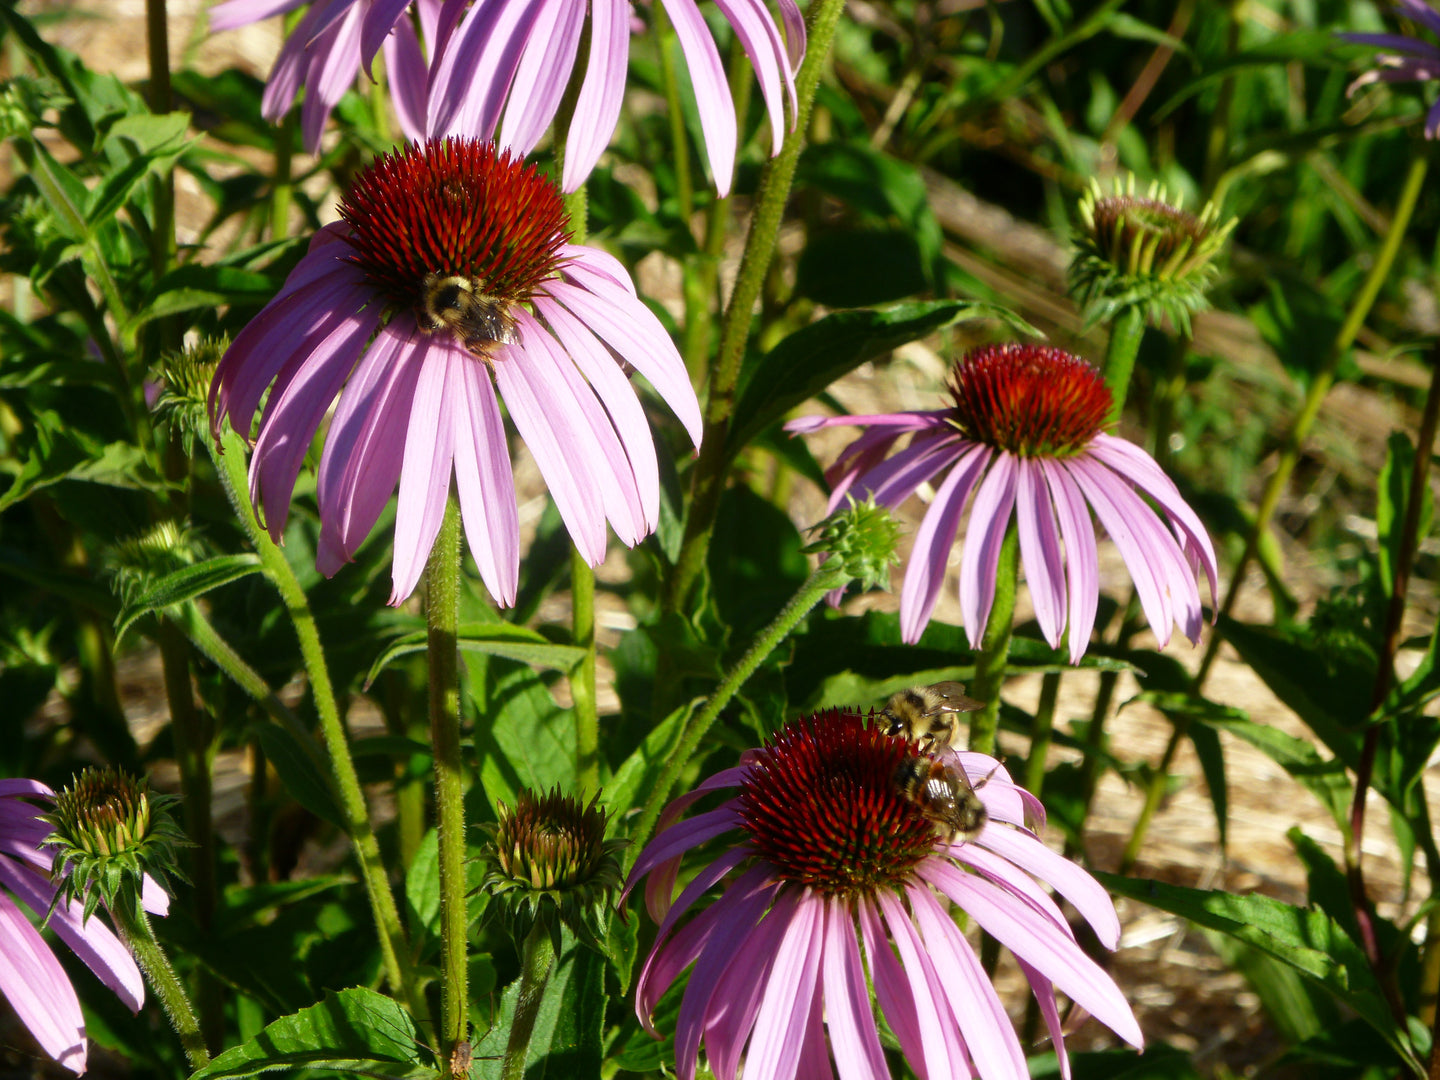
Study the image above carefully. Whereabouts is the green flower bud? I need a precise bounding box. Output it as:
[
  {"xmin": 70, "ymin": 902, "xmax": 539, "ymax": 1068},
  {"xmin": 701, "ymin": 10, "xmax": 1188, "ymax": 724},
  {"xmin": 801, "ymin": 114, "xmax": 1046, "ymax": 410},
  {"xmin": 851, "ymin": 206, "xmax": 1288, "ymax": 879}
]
[
  {"xmin": 1070, "ymin": 175, "xmax": 1235, "ymax": 334},
  {"xmin": 479, "ymin": 788, "xmax": 625, "ymax": 955},
  {"xmin": 45, "ymin": 768, "xmax": 188, "ymax": 924},
  {"xmin": 153, "ymin": 338, "xmax": 226, "ymax": 454},
  {"xmin": 803, "ymin": 496, "xmax": 901, "ymax": 593}
]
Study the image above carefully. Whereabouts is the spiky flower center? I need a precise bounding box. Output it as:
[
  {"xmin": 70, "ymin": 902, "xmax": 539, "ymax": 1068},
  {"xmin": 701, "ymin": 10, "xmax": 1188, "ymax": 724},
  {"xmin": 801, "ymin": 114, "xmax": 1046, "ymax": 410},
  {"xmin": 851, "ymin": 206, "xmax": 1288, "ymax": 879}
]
[
  {"xmin": 736, "ymin": 709, "xmax": 942, "ymax": 896},
  {"xmin": 50, "ymin": 767, "xmax": 152, "ymax": 857},
  {"xmin": 339, "ymin": 138, "xmax": 569, "ymax": 319},
  {"xmin": 946, "ymin": 344, "xmax": 1110, "ymax": 457},
  {"xmin": 493, "ymin": 789, "xmax": 612, "ymax": 891},
  {"xmin": 1089, "ymin": 195, "xmax": 1203, "ymax": 267}
]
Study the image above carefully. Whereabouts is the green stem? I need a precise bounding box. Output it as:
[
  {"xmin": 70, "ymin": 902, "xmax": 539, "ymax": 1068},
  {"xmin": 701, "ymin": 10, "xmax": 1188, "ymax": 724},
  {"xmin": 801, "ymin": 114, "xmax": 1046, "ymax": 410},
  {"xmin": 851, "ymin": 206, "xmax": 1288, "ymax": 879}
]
[
  {"xmin": 208, "ymin": 430, "xmax": 420, "ymax": 1016},
  {"xmin": 110, "ymin": 897, "xmax": 209, "ymax": 1068},
  {"xmin": 653, "ymin": 3, "xmax": 694, "ymax": 222},
  {"xmin": 634, "ymin": 558, "xmax": 851, "ymax": 852},
  {"xmin": 270, "ymin": 114, "xmax": 294, "ymax": 242},
  {"xmin": 154, "ymin": 619, "xmax": 221, "ymax": 1052},
  {"xmin": 661, "ymin": 0, "xmax": 848, "ymax": 616},
  {"xmin": 1100, "ymin": 305, "xmax": 1146, "ymax": 425},
  {"xmin": 1194, "ymin": 151, "xmax": 1428, "ymax": 693},
  {"xmin": 1025, "ymin": 671, "xmax": 1060, "ymax": 797},
  {"xmin": 571, "ymin": 547, "xmax": 600, "ymax": 793},
  {"xmin": 427, "ymin": 496, "xmax": 467, "ymax": 1056},
  {"xmin": 500, "ymin": 923, "xmax": 557, "ymax": 1080},
  {"xmin": 965, "ymin": 526, "xmax": 1018, "ymax": 757}
]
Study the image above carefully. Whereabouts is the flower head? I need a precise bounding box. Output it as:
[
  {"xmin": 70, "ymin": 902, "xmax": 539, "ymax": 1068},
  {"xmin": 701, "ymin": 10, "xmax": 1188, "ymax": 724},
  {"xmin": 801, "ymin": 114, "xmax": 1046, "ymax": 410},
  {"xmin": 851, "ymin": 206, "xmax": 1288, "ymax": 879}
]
[
  {"xmin": 0, "ymin": 779, "xmax": 149, "ymax": 1074},
  {"xmin": 45, "ymin": 768, "xmax": 188, "ymax": 925},
  {"xmin": 209, "ymin": 138, "xmax": 701, "ymax": 605},
  {"xmin": 1341, "ymin": 0, "xmax": 1440, "ymax": 137},
  {"xmin": 1070, "ymin": 175, "xmax": 1234, "ymax": 332},
  {"xmin": 785, "ymin": 343, "xmax": 1218, "ymax": 660},
  {"xmin": 481, "ymin": 788, "xmax": 625, "ymax": 952},
  {"xmin": 423, "ymin": 0, "xmax": 805, "ymax": 193},
  {"xmin": 624, "ymin": 709, "xmax": 1143, "ymax": 1080}
]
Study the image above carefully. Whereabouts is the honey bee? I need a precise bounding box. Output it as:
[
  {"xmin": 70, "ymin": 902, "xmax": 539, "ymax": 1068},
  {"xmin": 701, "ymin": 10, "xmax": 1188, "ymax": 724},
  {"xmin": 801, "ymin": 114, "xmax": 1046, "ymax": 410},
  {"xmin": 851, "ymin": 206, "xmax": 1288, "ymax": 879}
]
[
  {"xmin": 892, "ymin": 753, "xmax": 988, "ymax": 844},
  {"xmin": 418, "ymin": 273, "xmax": 519, "ymax": 359},
  {"xmin": 879, "ymin": 681, "xmax": 984, "ymax": 754}
]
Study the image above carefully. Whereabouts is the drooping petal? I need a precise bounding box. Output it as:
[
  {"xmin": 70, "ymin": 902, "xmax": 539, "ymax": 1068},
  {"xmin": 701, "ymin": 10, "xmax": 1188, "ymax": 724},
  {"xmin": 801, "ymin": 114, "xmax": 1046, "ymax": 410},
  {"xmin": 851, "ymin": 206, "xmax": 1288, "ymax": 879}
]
[
  {"xmin": 875, "ymin": 891, "xmax": 970, "ymax": 1080},
  {"xmin": 383, "ymin": 13, "xmax": 430, "ymax": 143},
  {"xmin": 924, "ymin": 861, "xmax": 1144, "ymax": 1048},
  {"xmin": 742, "ymin": 892, "xmax": 823, "ymax": 1080},
  {"xmin": 625, "ymin": 807, "xmax": 744, "ymax": 890},
  {"xmin": 0, "ymin": 892, "xmax": 86, "ymax": 1073},
  {"xmin": 0, "ymin": 862, "xmax": 143, "ymax": 1013},
  {"xmin": 316, "ymin": 321, "xmax": 421, "ymax": 575},
  {"xmin": 562, "ymin": 0, "xmax": 630, "ymax": 192},
  {"xmin": 958, "ymin": 450, "xmax": 1019, "ymax": 648},
  {"xmin": 909, "ymin": 884, "xmax": 1027, "ymax": 1080},
  {"xmin": 427, "ymin": 0, "xmax": 547, "ymax": 140},
  {"xmin": 0, "ymin": 781, "xmax": 52, "ymax": 800},
  {"xmin": 300, "ymin": 2, "xmax": 365, "ymax": 152},
  {"xmin": 858, "ymin": 897, "xmax": 930, "ymax": 1080},
  {"xmin": 899, "ymin": 443, "xmax": 991, "ymax": 643},
  {"xmin": 390, "ymin": 343, "xmax": 458, "ymax": 603},
  {"xmin": 709, "ymin": 0, "xmax": 788, "ymax": 154},
  {"xmin": 1037, "ymin": 459, "xmax": 1099, "ymax": 664},
  {"xmin": 1013, "ymin": 457, "xmax": 1067, "ymax": 650},
  {"xmin": 703, "ymin": 885, "xmax": 795, "ymax": 1080},
  {"xmin": 360, "ymin": 0, "xmax": 417, "ymax": 76},
  {"xmin": 209, "ymin": 0, "xmax": 308, "ymax": 32},
  {"xmin": 499, "ymin": 0, "xmax": 587, "ymax": 156},
  {"xmin": 853, "ymin": 431, "xmax": 965, "ymax": 511},
  {"xmin": 1017, "ymin": 957, "xmax": 1071, "ymax": 1080},
  {"xmin": 535, "ymin": 295, "xmax": 660, "ymax": 531},
  {"xmin": 453, "ymin": 354, "xmax": 520, "ymax": 606},
  {"xmin": 545, "ymin": 273, "xmax": 701, "ymax": 446},
  {"xmin": 942, "ymin": 845, "xmax": 1077, "ymax": 944},
  {"xmin": 821, "ymin": 898, "xmax": 889, "ymax": 1080},
  {"xmin": 655, "ymin": 0, "xmax": 737, "ymax": 193}
]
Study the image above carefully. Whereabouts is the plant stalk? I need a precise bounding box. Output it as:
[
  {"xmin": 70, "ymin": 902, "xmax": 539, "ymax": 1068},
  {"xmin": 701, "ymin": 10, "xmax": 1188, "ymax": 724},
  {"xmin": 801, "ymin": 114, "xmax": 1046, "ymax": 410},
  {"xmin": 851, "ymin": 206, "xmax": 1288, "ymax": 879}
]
[
  {"xmin": 571, "ymin": 547, "xmax": 600, "ymax": 793},
  {"xmin": 633, "ymin": 558, "xmax": 852, "ymax": 852},
  {"xmin": 500, "ymin": 923, "xmax": 557, "ymax": 1080},
  {"xmin": 661, "ymin": 0, "xmax": 849, "ymax": 616},
  {"xmin": 965, "ymin": 525, "xmax": 1018, "ymax": 757},
  {"xmin": 110, "ymin": 897, "xmax": 209, "ymax": 1068},
  {"xmin": 427, "ymin": 495, "xmax": 468, "ymax": 1056},
  {"xmin": 1100, "ymin": 304, "xmax": 1146, "ymax": 425}
]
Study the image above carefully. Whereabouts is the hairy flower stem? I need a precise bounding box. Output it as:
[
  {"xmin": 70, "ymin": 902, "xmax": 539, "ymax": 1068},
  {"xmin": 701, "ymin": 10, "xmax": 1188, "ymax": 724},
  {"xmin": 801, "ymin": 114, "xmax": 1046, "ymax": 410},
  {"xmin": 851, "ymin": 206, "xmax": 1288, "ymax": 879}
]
[
  {"xmin": 966, "ymin": 526, "xmax": 1018, "ymax": 757},
  {"xmin": 1119, "ymin": 153, "xmax": 1432, "ymax": 871},
  {"xmin": 110, "ymin": 898, "xmax": 209, "ymax": 1068},
  {"xmin": 661, "ymin": 0, "xmax": 849, "ymax": 616},
  {"xmin": 427, "ymin": 496, "xmax": 467, "ymax": 1056},
  {"xmin": 571, "ymin": 548, "xmax": 600, "ymax": 793},
  {"xmin": 633, "ymin": 558, "xmax": 853, "ymax": 852},
  {"xmin": 209, "ymin": 430, "xmax": 420, "ymax": 1017},
  {"xmin": 501, "ymin": 922, "xmax": 556, "ymax": 1080},
  {"xmin": 1100, "ymin": 305, "xmax": 1146, "ymax": 425},
  {"xmin": 1355, "ymin": 351, "xmax": 1440, "ymax": 1003},
  {"xmin": 154, "ymin": 620, "xmax": 221, "ymax": 1051}
]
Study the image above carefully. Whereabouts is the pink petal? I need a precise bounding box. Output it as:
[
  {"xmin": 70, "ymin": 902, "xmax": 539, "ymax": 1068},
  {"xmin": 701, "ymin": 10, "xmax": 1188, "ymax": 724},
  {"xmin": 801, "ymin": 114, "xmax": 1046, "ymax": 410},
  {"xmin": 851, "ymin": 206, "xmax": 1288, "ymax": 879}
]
[
  {"xmin": 958, "ymin": 451, "xmax": 1018, "ymax": 649},
  {"xmin": 941, "ymin": 845, "xmax": 1076, "ymax": 942},
  {"xmin": 924, "ymin": 861, "xmax": 1144, "ymax": 1048},
  {"xmin": 141, "ymin": 873, "xmax": 170, "ymax": 917},
  {"xmin": 428, "ymin": 0, "xmax": 547, "ymax": 139},
  {"xmin": 209, "ymin": 0, "xmax": 307, "ymax": 32},
  {"xmin": 300, "ymin": 2, "xmax": 365, "ymax": 152},
  {"xmin": 710, "ymin": 0, "xmax": 789, "ymax": 154},
  {"xmin": 0, "ymin": 892, "xmax": 85, "ymax": 1073},
  {"xmin": 545, "ymin": 273, "xmax": 702, "ymax": 446},
  {"xmin": 858, "ymin": 897, "xmax": 930, "ymax": 1080},
  {"xmin": 655, "ymin": 0, "xmax": 737, "ymax": 193},
  {"xmin": 453, "ymin": 355, "xmax": 520, "ymax": 606},
  {"xmin": 360, "ymin": 0, "xmax": 416, "ymax": 76},
  {"xmin": 560, "ymin": 244, "xmax": 637, "ymax": 296},
  {"xmin": 1015, "ymin": 957, "xmax": 1070, "ymax": 1080},
  {"xmin": 875, "ymin": 891, "xmax": 970, "ymax": 1079},
  {"xmin": 854, "ymin": 432, "xmax": 965, "ymax": 511},
  {"xmin": 743, "ymin": 892, "xmax": 823, "ymax": 1080},
  {"xmin": 389, "ymin": 342, "xmax": 458, "ymax": 604},
  {"xmin": 561, "ymin": 0, "xmax": 629, "ymax": 192},
  {"xmin": 382, "ymin": 13, "xmax": 430, "ymax": 143},
  {"xmin": 821, "ymin": 898, "xmax": 888, "ymax": 1080},
  {"xmin": 625, "ymin": 807, "xmax": 743, "ymax": 890},
  {"xmin": 794, "ymin": 962, "xmax": 834, "ymax": 1080},
  {"xmin": 909, "ymin": 884, "xmax": 1027, "ymax": 1080},
  {"xmin": 1037, "ymin": 459, "xmax": 1099, "ymax": 664},
  {"xmin": 970, "ymin": 823, "xmax": 1122, "ymax": 948},
  {"xmin": 0, "ymin": 781, "xmax": 52, "ymax": 799},
  {"xmin": 703, "ymin": 885, "xmax": 796, "ymax": 1080},
  {"xmin": 899, "ymin": 443, "xmax": 991, "ymax": 644},
  {"xmin": 1014, "ymin": 458, "xmax": 1066, "ymax": 651},
  {"xmin": 499, "ymin": 0, "xmax": 586, "ymax": 155}
]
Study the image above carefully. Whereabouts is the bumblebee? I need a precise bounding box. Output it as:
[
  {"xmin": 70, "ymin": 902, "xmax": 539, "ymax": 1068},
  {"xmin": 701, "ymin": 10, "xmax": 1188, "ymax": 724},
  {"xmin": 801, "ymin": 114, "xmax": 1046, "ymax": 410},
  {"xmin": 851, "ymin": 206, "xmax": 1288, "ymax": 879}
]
[
  {"xmin": 879, "ymin": 681, "xmax": 984, "ymax": 754},
  {"xmin": 891, "ymin": 754, "xmax": 988, "ymax": 844},
  {"xmin": 418, "ymin": 273, "xmax": 520, "ymax": 359}
]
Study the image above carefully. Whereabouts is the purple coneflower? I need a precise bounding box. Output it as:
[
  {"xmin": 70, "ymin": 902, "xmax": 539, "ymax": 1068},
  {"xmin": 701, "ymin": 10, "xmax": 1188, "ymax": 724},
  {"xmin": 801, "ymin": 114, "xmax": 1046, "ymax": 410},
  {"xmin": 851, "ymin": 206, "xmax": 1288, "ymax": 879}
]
[
  {"xmin": 1341, "ymin": 0, "xmax": 1440, "ymax": 137},
  {"xmin": 424, "ymin": 0, "xmax": 804, "ymax": 193},
  {"xmin": 624, "ymin": 709, "xmax": 1144, "ymax": 1080},
  {"xmin": 785, "ymin": 344, "xmax": 1218, "ymax": 660},
  {"xmin": 0, "ymin": 779, "xmax": 146, "ymax": 1074},
  {"xmin": 209, "ymin": 137, "xmax": 701, "ymax": 605}
]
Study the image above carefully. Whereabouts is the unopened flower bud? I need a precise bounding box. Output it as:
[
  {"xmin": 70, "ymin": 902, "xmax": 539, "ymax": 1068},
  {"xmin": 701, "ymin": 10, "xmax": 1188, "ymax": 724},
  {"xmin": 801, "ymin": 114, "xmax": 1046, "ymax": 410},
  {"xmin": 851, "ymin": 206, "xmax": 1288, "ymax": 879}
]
[{"xmin": 803, "ymin": 496, "xmax": 901, "ymax": 593}]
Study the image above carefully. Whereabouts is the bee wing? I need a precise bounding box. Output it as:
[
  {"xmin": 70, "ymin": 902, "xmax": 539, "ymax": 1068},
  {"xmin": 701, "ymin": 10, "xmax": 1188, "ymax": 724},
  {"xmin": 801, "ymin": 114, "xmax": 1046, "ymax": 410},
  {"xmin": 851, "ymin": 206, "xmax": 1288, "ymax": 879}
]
[{"xmin": 928, "ymin": 681, "xmax": 984, "ymax": 713}]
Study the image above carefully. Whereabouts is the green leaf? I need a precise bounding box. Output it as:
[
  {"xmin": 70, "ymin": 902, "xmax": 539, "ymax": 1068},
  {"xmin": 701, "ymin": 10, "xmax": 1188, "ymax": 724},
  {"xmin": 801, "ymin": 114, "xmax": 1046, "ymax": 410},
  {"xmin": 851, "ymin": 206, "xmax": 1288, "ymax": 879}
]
[
  {"xmin": 250, "ymin": 719, "xmax": 347, "ymax": 831},
  {"xmin": 726, "ymin": 300, "xmax": 1037, "ymax": 459},
  {"xmin": 15, "ymin": 140, "xmax": 88, "ymax": 241},
  {"xmin": 365, "ymin": 623, "xmax": 585, "ymax": 689},
  {"xmin": 1098, "ymin": 874, "xmax": 1419, "ymax": 1071},
  {"xmin": 601, "ymin": 701, "xmax": 694, "ymax": 828},
  {"xmin": 471, "ymin": 661, "xmax": 578, "ymax": 817},
  {"xmin": 189, "ymin": 987, "xmax": 432, "ymax": 1079},
  {"xmin": 1377, "ymin": 431, "xmax": 1432, "ymax": 599},
  {"xmin": 114, "ymin": 554, "xmax": 263, "ymax": 641}
]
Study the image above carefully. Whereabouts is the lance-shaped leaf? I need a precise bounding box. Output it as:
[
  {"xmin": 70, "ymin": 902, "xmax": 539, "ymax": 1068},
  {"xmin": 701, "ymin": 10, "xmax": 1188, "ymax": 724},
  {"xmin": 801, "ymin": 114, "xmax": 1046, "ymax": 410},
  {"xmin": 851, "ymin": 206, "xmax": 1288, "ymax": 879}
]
[{"xmin": 114, "ymin": 554, "xmax": 262, "ymax": 641}]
